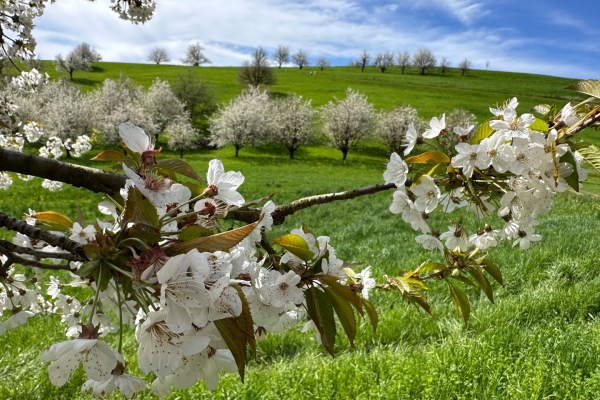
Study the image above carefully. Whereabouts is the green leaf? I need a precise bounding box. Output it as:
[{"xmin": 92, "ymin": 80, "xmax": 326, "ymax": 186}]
[
  {"xmin": 480, "ymin": 259, "xmax": 503, "ymax": 286},
  {"xmin": 83, "ymin": 244, "xmax": 101, "ymax": 261},
  {"xmin": 182, "ymin": 182, "xmax": 206, "ymax": 198},
  {"xmin": 76, "ymin": 260, "xmax": 99, "ymax": 277},
  {"xmin": 122, "ymin": 187, "xmax": 160, "ymax": 227},
  {"xmin": 531, "ymin": 104, "xmax": 553, "ymax": 117},
  {"xmin": 447, "ymin": 282, "xmax": 470, "ymax": 325},
  {"xmin": 318, "ymin": 274, "xmax": 363, "ymax": 314},
  {"xmin": 467, "ymin": 266, "xmax": 494, "ymax": 303},
  {"xmin": 324, "ymin": 287, "xmax": 357, "ymax": 347},
  {"xmin": 166, "ymin": 216, "xmax": 262, "ymax": 255},
  {"xmin": 362, "ymin": 298, "xmax": 378, "ymax": 333},
  {"xmin": 469, "ymin": 118, "xmax": 495, "ymax": 144},
  {"xmin": 214, "ymin": 317, "xmax": 249, "ymax": 382},
  {"xmin": 305, "ymin": 286, "xmax": 336, "ymax": 356},
  {"xmin": 128, "ymin": 224, "xmax": 161, "ymax": 246},
  {"xmin": 413, "ymin": 163, "xmax": 447, "ymax": 183},
  {"xmin": 405, "ymin": 151, "xmax": 450, "ymax": 164},
  {"xmin": 156, "ymin": 158, "xmax": 204, "ymax": 182},
  {"xmin": 417, "ymin": 262, "xmax": 448, "ymax": 274},
  {"xmin": 91, "ymin": 150, "xmax": 132, "ymax": 162},
  {"xmin": 273, "ymin": 234, "xmax": 315, "ymax": 262},
  {"xmin": 567, "ymin": 79, "xmax": 600, "ymax": 99},
  {"xmin": 559, "ymin": 150, "xmax": 580, "ymax": 192},
  {"xmin": 570, "ymin": 143, "xmax": 600, "ymax": 174},
  {"xmin": 178, "ymin": 225, "xmax": 212, "ymax": 241},
  {"xmin": 530, "ymin": 118, "xmax": 549, "ymax": 133},
  {"xmin": 34, "ymin": 211, "xmax": 73, "ymax": 228},
  {"xmin": 450, "ymin": 274, "xmax": 476, "ymax": 286}
]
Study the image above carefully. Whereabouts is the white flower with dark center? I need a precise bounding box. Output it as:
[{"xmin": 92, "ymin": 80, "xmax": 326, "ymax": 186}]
[
  {"xmin": 439, "ymin": 190, "xmax": 468, "ymax": 213},
  {"xmin": 451, "ymin": 143, "xmax": 491, "ymax": 178},
  {"xmin": 354, "ymin": 266, "xmax": 376, "ymax": 299},
  {"xmin": 411, "ymin": 175, "xmax": 440, "ymax": 213},
  {"xmin": 383, "ymin": 152, "xmax": 409, "ymax": 187},
  {"xmin": 469, "ymin": 226, "xmax": 500, "ymax": 250},
  {"xmin": 422, "ymin": 114, "xmax": 446, "ymax": 139},
  {"xmin": 136, "ymin": 309, "xmax": 183, "ymax": 375},
  {"xmin": 403, "ymin": 122, "xmax": 422, "ymax": 156},
  {"xmin": 509, "ymin": 138, "xmax": 545, "ymax": 176},
  {"xmin": 439, "ymin": 224, "xmax": 470, "ymax": 252},
  {"xmin": 389, "ymin": 189, "xmax": 430, "ymax": 233},
  {"xmin": 122, "ymin": 164, "xmax": 191, "ymax": 208},
  {"xmin": 259, "ymin": 270, "xmax": 303, "ymax": 308},
  {"xmin": 205, "ymin": 159, "xmax": 245, "ymax": 207},
  {"xmin": 156, "ymin": 250, "xmax": 212, "ymax": 334},
  {"xmin": 40, "ymin": 327, "xmax": 123, "ymax": 386},
  {"xmin": 81, "ymin": 362, "xmax": 146, "ymax": 399},
  {"xmin": 70, "ymin": 223, "xmax": 96, "ymax": 244},
  {"xmin": 479, "ymin": 133, "xmax": 515, "ymax": 173},
  {"xmin": 513, "ymin": 225, "xmax": 542, "ymax": 250},
  {"xmin": 453, "ymin": 124, "xmax": 474, "ymax": 137},
  {"xmin": 489, "ymin": 113, "xmax": 536, "ymax": 139}
]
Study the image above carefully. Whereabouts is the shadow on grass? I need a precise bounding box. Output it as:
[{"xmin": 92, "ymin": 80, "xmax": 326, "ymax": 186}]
[{"xmin": 72, "ymin": 77, "xmax": 100, "ymax": 87}]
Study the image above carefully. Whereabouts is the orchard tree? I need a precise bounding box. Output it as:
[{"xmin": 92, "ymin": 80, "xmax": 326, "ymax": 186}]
[
  {"xmin": 182, "ymin": 43, "xmax": 211, "ymax": 66},
  {"xmin": 55, "ymin": 52, "xmax": 91, "ymax": 81},
  {"xmin": 376, "ymin": 105, "xmax": 424, "ymax": 155},
  {"xmin": 396, "ymin": 51, "xmax": 411, "ymax": 74},
  {"xmin": 459, "ymin": 58, "xmax": 472, "ymax": 76},
  {"xmin": 238, "ymin": 47, "xmax": 276, "ymax": 86},
  {"xmin": 273, "ymin": 45, "xmax": 290, "ymax": 68},
  {"xmin": 357, "ymin": 50, "xmax": 371, "ymax": 72},
  {"xmin": 321, "ymin": 88, "xmax": 375, "ymax": 162},
  {"xmin": 147, "ymin": 47, "xmax": 171, "ymax": 64},
  {"xmin": 73, "ymin": 42, "xmax": 102, "ymax": 63},
  {"xmin": 209, "ymin": 86, "xmax": 269, "ymax": 157},
  {"xmin": 143, "ymin": 78, "xmax": 188, "ymax": 136},
  {"xmin": 166, "ymin": 115, "xmax": 199, "ymax": 157},
  {"xmin": 172, "ymin": 69, "xmax": 216, "ymax": 127},
  {"xmin": 291, "ymin": 50, "xmax": 309, "ymax": 70},
  {"xmin": 412, "ymin": 48, "xmax": 436, "ymax": 75},
  {"xmin": 268, "ymin": 94, "xmax": 315, "ymax": 159},
  {"xmin": 374, "ymin": 51, "xmax": 394, "ymax": 73},
  {"xmin": 439, "ymin": 57, "xmax": 451, "ymax": 76},
  {"xmin": 316, "ymin": 56, "xmax": 330, "ymax": 71}
]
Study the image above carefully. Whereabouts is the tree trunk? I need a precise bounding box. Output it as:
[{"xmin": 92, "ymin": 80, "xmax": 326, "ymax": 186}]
[
  {"xmin": 235, "ymin": 146, "xmax": 240, "ymax": 157},
  {"xmin": 462, "ymin": 70, "xmax": 465, "ymax": 76},
  {"xmin": 179, "ymin": 149, "xmax": 184, "ymax": 158},
  {"xmin": 421, "ymin": 68, "xmax": 425, "ymax": 75},
  {"xmin": 69, "ymin": 69, "xmax": 74, "ymax": 81},
  {"xmin": 289, "ymin": 148, "xmax": 295, "ymax": 159}
]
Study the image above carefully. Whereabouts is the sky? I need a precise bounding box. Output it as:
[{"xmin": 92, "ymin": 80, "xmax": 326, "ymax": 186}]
[{"xmin": 33, "ymin": 0, "xmax": 600, "ymax": 79}]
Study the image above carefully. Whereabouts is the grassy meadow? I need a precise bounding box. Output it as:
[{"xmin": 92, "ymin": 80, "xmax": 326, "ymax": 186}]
[{"xmin": 2, "ymin": 64, "xmax": 600, "ymax": 398}]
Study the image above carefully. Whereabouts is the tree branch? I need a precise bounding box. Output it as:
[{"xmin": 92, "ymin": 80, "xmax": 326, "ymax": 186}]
[
  {"xmin": 0, "ymin": 245, "xmax": 74, "ymax": 271},
  {"xmin": 271, "ymin": 183, "xmax": 396, "ymax": 225},
  {"xmin": 0, "ymin": 149, "xmax": 126, "ymax": 195},
  {"xmin": 0, "ymin": 239, "xmax": 85, "ymax": 262},
  {"xmin": 0, "ymin": 212, "xmax": 86, "ymax": 259}
]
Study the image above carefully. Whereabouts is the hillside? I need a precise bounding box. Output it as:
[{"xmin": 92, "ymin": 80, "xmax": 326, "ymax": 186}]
[{"xmin": 40, "ymin": 62, "xmax": 587, "ymax": 121}]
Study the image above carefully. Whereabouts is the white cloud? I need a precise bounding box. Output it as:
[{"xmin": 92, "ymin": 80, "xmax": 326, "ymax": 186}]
[{"xmin": 30, "ymin": 0, "xmax": 596, "ymax": 78}]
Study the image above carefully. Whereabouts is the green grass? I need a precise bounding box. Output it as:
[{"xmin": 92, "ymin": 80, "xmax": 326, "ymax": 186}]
[{"xmin": 3, "ymin": 143, "xmax": 600, "ymax": 399}]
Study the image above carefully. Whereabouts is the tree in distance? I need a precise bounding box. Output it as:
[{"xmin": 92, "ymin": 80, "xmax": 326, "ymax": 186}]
[
  {"xmin": 321, "ymin": 88, "xmax": 375, "ymax": 162},
  {"xmin": 374, "ymin": 51, "xmax": 394, "ymax": 73},
  {"xmin": 238, "ymin": 47, "xmax": 276, "ymax": 86},
  {"xmin": 357, "ymin": 50, "xmax": 371, "ymax": 72},
  {"xmin": 292, "ymin": 49, "xmax": 309, "ymax": 70},
  {"xmin": 147, "ymin": 47, "xmax": 171, "ymax": 64},
  {"xmin": 396, "ymin": 51, "xmax": 411, "ymax": 74},
  {"xmin": 182, "ymin": 43, "xmax": 211, "ymax": 66},
  {"xmin": 172, "ymin": 69, "xmax": 216, "ymax": 127},
  {"xmin": 273, "ymin": 45, "xmax": 290, "ymax": 68},
  {"xmin": 55, "ymin": 43, "xmax": 101, "ymax": 81},
  {"xmin": 458, "ymin": 58, "xmax": 472, "ymax": 76},
  {"xmin": 316, "ymin": 56, "xmax": 330, "ymax": 71},
  {"xmin": 412, "ymin": 48, "xmax": 436, "ymax": 75},
  {"xmin": 268, "ymin": 94, "xmax": 315, "ymax": 159},
  {"xmin": 439, "ymin": 57, "xmax": 451, "ymax": 76}
]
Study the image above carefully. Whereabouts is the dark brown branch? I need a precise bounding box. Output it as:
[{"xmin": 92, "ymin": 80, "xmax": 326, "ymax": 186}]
[
  {"xmin": 271, "ymin": 183, "xmax": 396, "ymax": 225},
  {"xmin": 0, "ymin": 245, "xmax": 73, "ymax": 271},
  {"xmin": 0, "ymin": 149, "xmax": 126, "ymax": 195},
  {"xmin": 0, "ymin": 239, "xmax": 85, "ymax": 262},
  {"xmin": 565, "ymin": 105, "xmax": 600, "ymax": 138},
  {"xmin": 0, "ymin": 212, "xmax": 86, "ymax": 259}
]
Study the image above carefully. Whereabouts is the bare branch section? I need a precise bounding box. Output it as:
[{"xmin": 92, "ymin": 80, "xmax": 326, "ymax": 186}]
[
  {"xmin": 0, "ymin": 149, "xmax": 126, "ymax": 195},
  {"xmin": 0, "ymin": 212, "xmax": 85, "ymax": 259},
  {"xmin": 0, "ymin": 239, "xmax": 84, "ymax": 262},
  {"xmin": 271, "ymin": 183, "xmax": 396, "ymax": 225}
]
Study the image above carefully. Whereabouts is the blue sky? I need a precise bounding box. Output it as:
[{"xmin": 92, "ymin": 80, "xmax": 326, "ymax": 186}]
[{"xmin": 34, "ymin": 0, "xmax": 599, "ymax": 79}]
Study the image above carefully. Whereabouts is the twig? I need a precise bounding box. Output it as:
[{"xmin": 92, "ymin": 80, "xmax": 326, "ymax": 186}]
[{"xmin": 0, "ymin": 239, "xmax": 85, "ymax": 262}]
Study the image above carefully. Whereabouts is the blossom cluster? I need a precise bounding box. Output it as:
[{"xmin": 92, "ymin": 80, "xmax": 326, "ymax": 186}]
[{"xmin": 385, "ymin": 98, "xmax": 587, "ymax": 253}]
